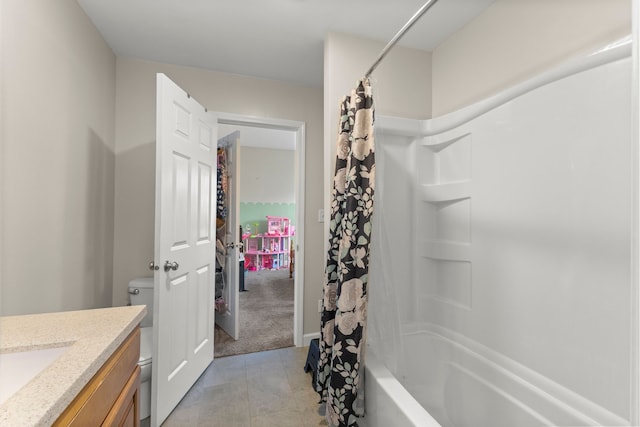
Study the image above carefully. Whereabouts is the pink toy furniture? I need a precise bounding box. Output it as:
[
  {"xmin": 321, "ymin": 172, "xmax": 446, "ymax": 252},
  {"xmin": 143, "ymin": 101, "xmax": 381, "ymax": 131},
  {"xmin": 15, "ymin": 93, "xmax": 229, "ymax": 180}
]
[{"xmin": 243, "ymin": 216, "xmax": 294, "ymax": 271}]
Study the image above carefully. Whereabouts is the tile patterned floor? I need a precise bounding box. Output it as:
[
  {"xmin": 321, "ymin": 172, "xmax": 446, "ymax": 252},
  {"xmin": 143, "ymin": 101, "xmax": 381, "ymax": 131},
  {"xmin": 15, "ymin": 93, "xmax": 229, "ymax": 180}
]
[{"xmin": 160, "ymin": 346, "xmax": 369, "ymax": 427}]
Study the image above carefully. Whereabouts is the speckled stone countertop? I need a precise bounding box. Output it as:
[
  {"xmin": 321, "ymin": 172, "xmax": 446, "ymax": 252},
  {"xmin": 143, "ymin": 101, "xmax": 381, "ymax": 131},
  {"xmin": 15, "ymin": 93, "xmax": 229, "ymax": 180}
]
[{"xmin": 0, "ymin": 306, "xmax": 146, "ymax": 426}]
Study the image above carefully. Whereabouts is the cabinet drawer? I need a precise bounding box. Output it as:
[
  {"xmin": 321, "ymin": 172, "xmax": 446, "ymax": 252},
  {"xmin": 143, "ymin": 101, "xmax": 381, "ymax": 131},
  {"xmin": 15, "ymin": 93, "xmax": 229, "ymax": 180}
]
[{"xmin": 54, "ymin": 328, "xmax": 140, "ymax": 427}]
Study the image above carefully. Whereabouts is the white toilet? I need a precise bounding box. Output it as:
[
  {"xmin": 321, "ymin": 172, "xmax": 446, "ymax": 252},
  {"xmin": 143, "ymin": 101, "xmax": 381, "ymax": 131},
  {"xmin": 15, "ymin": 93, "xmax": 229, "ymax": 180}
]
[{"xmin": 128, "ymin": 277, "xmax": 154, "ymax": 421}]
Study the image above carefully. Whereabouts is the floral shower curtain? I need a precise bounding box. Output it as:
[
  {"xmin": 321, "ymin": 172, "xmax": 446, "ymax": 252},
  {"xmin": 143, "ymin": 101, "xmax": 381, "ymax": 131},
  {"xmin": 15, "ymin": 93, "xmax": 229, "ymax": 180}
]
[{"xmin": 316, "ymin": 78, "xmax": 375, "ymax": 427}]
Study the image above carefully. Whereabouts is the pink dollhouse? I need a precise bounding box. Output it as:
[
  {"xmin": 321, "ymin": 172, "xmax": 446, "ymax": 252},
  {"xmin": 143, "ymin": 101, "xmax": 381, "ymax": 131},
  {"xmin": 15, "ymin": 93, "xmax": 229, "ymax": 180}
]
[{"xmin": 243, "ymin": 216, "xmax": 294, "ymax": 272}]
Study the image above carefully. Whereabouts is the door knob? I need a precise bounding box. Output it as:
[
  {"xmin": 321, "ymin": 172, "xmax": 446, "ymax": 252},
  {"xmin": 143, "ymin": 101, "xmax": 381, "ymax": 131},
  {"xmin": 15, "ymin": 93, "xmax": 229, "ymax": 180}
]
[
  {"xmin": 164, "ymin": 261, "xmax": 179, "ymax": 272},
  {"xmin": 149, "ymin": 261, "xmax": 159, "ymax": 271},
  {"xmin": 226, "ymin": 242, "xmax": 243, "ymax": 249}
]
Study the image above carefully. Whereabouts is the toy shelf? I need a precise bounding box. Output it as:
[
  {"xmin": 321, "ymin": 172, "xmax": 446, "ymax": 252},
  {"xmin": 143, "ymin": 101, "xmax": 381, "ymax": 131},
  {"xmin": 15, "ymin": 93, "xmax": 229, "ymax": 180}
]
[{"xmin": 243, "ymin": 216, "xmax": 294, "ymax": 271}]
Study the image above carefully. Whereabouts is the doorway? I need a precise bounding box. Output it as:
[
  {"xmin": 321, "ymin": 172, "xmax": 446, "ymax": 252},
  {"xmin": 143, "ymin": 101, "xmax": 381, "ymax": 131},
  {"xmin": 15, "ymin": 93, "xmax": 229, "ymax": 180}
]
[{"xmin": 214, "ymin": 113, "xmax": 305, "ymax": 356}]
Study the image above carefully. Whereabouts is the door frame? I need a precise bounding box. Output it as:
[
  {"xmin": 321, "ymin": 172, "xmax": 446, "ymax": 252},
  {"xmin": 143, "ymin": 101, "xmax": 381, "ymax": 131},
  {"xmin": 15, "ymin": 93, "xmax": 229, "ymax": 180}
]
[
  {"xmin": 216, "ymin": 112, "xmax": 306, "ymax": 346},
  {"xmin": 632, "ymin": 1, "xmax": 640, "ymax": 423}
]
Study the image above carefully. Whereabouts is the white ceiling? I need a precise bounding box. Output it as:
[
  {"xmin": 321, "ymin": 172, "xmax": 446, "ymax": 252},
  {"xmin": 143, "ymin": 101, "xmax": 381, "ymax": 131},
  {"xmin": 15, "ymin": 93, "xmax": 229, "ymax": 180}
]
[
  {"xmin": 77, "ymin": 0, "xmax": 495, "ymax": 87},
  {"xmin": 219, "ymin": 124, "xmax": 296, "ymax": 151},
  {"xmin": 77, "ymin": 0, "xmax": 495, "ymax": 148}
]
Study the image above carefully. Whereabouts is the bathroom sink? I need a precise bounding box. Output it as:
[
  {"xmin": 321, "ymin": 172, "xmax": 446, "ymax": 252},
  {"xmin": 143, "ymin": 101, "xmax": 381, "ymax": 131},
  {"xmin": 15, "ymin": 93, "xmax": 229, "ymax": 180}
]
[{"xmin": 0, "ymin": 346, "xmax": 70, "ymax": 405}]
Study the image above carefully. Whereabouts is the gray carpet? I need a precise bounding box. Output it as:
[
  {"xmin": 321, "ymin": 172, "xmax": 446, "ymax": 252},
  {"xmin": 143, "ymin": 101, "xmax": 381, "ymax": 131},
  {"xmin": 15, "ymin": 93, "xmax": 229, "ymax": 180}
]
[{"xmin": 214, "ymin": 268, "xmax": 294, "ymax": 358}]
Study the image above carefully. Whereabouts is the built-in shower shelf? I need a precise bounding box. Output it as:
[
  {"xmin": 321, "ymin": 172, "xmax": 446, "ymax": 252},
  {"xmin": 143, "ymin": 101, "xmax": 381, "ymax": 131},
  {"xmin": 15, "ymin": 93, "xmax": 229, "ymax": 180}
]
[
  {"xmin": 421, "ymin": 132, "xmax": 471, "ymax": 152},
  {"xmin": 420, "ymin": 240, "xmax": 471, "ymax": 262},
  {"xmin": 416, "ymin": 127, "xmax": 473, "ymax": 309},
  {"xmin": 421, "ymin": 181, "xmax": 470, "ymax": 203}
]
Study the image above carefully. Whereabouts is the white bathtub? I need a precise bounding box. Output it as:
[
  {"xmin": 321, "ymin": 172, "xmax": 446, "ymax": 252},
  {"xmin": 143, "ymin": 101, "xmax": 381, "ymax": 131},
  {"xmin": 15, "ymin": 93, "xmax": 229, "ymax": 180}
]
[
  {"xmin": 366, "ymin": 322, "xmax": 632, "ymax": 427},
  {"xmin": 365, "ymin": 36, "xmax": 635, "ymax": 427},
  {"xmin": 364, "ymin": 348, "xmax": 441, "ymax": 427}
]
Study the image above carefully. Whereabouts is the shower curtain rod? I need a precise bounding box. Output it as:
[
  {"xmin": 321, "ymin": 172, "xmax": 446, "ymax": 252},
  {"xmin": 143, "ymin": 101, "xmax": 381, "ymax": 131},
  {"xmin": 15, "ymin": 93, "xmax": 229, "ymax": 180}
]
[{"xmin": 365, "ymin": 0, "xmax": 440, "ymax": 78}]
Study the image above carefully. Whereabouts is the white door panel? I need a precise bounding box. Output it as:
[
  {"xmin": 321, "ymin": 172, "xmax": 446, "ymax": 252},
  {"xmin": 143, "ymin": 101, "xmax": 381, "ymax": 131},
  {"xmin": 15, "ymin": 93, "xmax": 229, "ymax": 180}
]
[
  {"xmin": 152, "ymin": 74, "xmax": 215, "ymax": 426},
  {"xmin": 214, "ymin": 131, "xmax": 240, "ymax": 340}
]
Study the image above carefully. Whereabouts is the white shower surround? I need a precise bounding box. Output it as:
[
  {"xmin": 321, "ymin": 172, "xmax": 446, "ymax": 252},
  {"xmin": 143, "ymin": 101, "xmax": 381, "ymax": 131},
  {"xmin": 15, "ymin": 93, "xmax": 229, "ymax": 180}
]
[{"xmin": 364, "ymin": 37, "xmax": 636, "ymax": 427}]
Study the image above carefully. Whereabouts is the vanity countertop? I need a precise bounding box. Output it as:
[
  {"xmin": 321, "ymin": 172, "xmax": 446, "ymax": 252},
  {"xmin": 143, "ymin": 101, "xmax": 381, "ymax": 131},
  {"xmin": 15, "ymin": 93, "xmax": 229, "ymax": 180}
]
[{"xmin": 0, "ymin": 306, "xmax": 146, "ymax": 426}]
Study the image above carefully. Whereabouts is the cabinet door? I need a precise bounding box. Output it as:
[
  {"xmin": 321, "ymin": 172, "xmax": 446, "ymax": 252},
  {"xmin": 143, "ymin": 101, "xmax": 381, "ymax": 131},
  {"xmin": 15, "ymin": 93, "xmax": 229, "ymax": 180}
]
[
  {"xmin": 102, "ymin": 365, "xmax": 140, "ymax": 427},
  {"xmin": 54, "ymin": 329, "xmax": 140, "ymax": 427}
]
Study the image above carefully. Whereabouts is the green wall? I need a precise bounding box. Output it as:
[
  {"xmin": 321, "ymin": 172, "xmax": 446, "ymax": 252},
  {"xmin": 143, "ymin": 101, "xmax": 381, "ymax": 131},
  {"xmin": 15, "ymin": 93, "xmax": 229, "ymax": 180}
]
[{"xmin": 240, "ymin": 202, "xmax": 295, "ymax": 235}]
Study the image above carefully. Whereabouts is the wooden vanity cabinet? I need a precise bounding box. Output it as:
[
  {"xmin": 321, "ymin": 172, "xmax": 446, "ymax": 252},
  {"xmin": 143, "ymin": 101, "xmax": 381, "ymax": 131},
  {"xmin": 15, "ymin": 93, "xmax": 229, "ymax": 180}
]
[{"xmin": 54, "ymin": 328, "xmax": 141, "ymax": 427}]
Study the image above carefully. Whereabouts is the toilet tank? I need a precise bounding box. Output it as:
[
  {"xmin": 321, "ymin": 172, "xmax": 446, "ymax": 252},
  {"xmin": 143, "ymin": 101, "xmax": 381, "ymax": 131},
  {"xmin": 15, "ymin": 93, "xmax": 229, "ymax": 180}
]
[{"xmin": 128, "ymin": 277, "xmax": 154, "ymax": 328}]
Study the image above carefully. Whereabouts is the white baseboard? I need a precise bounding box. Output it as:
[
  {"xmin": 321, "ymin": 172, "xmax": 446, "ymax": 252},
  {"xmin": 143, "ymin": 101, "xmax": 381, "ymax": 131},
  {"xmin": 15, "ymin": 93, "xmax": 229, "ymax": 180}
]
[{"xmin": 302, "ymin": 332, "xmax": 320, "ymax": 346}]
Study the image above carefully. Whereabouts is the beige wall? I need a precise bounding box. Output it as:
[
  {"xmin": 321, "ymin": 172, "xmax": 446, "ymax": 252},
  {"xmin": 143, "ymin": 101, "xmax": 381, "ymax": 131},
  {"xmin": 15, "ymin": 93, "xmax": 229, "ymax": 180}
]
[
  {"xmin": 1, "ymin": 0, "xmax": 116, "ymax": 315},
  {"xmin": 113, "ymin": 58, "xmax": 324, "ymax": 334},
  {"xmin": 324, "ymin": 32, "xmax": 432, "ymax": 193},
  {"xmin": 322, "ymin": 32, "xmax": 431, "ymax": 306},
  {"xmin": 240, "ymin": 147, "xmax": 295, "ymax": 203},
  {"xmin": 324, "ymin": 32, "xmax": 432, "ymax": 155},
  {"xmin": 432, "ymin": 0, "xmax": 631, "ymax": 116}
]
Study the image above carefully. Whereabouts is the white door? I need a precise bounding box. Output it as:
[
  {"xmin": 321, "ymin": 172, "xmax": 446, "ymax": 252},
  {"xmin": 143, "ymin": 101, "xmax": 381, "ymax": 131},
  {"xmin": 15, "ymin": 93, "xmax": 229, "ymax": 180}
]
[
  {"xmin": 152, "ymin": 74, "xmax": 215, "ymax": 426},
  {"xmin": 215, "ymin": 131, "xmax": 240, "ymax": 340}
]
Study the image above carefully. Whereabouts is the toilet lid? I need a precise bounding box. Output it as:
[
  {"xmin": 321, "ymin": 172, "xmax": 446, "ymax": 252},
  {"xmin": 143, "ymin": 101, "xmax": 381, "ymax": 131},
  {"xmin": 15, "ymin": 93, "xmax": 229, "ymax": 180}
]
[{"xmin": 139, "ymin": 327, "xmax": 153, "ymax": 365}]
